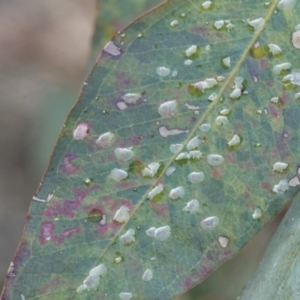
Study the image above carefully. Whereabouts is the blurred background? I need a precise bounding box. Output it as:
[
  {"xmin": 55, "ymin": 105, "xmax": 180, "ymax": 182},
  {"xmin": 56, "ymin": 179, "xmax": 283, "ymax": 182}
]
[{"xmin": 0, "ymin": 1, "xmax": 283, "ymax": 299}]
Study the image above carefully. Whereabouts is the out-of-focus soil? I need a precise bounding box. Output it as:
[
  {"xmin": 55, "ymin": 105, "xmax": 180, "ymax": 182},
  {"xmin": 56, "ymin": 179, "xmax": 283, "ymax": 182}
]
[{"xmin": 0, "ymin": 0, "xmax": 95, "ymax": 280}]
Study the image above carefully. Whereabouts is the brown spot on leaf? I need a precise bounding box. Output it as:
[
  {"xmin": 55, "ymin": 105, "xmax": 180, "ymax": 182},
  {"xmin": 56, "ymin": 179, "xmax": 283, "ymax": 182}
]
[
  {"xmin": 87, "ymin": 208, "xmax": 104, "ymax": 223},
  {"xmin": 128, "ymin": 159, "xmax": 144, "ymax": 175}
]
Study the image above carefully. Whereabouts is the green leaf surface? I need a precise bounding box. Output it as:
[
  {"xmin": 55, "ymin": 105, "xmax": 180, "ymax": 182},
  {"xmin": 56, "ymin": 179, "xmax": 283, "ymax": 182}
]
[
  {"xmin": 240, "ymin": 197, "xmax": 300, "ymax": 300},
  {"xmin": 2, "ymin": 0, "xmax": 300, "ymax": 299}
]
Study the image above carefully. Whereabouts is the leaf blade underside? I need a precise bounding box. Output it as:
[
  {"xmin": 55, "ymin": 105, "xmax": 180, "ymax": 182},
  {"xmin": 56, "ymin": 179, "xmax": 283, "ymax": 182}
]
[{"xmin": 2, "ymin": 0, "xmax": 300, "ymax": 299}]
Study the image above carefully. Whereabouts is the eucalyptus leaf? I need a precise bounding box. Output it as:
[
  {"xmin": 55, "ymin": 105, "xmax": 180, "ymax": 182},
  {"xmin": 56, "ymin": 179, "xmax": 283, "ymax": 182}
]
[{"xmin": 1, "ymin": 0, "xmax": 300, "ymax": 299}]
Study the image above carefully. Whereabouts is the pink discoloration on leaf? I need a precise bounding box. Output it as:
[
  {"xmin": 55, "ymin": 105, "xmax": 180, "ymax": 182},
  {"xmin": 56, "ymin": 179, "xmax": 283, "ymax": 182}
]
[
  {"xmin": 1, "ymin": 241, "xmax": 31, "ymax": 299},
  {"xmin": 115, "ymin": 70, "xmax": 131, "ymax": 89},
  {"xmin": 182, "ymin": 273, "xmax": 198, "ymax": 291},
  {"xmin": 117, "ymin": 181, "xmax": 139, "ymax": 190},
  {"xmin": 128, "ymin": 135, "xmax": 142, "ymax": 147},
  {"xmin": 224, "ymin": 153, "xmax": 237, "ymax": 164},
  {"xmin": 10, "ymin": 240, "xmax": 30, "ymax": 274},
  {"xmin": 260, "ymin": 57, "xmax": 269, "ymax": 70},
  {"xmin": 204, "ymin": 248, "xmax": 232, "ymax": 264},
  {"xmin": 43, "ymin": 188, "xmax": 90, "ymax": 219},
  {"xmin": 61, "ymin": 154, "xmax": 82, "ymax": 175},
  {"xmin": 0, "ymin": 291, "xmax": 10, "ymax": 300},
  {"xmin": 51, "ymin": 236, "xmax": 63, "ymax": 246},
  {"xmin": 239, "ymin": 161, "xmax": 254, "ymax": 171},
  {"xmin": 40, "ymin": 223, "xmax": 82, "ymax": 246},
  {"xmin": 62, "ymin": 226, "xmax": 82, "ymax": 237},
  {"xmin": 111, "ymin": 198, "xmax": 134, "ymax": 212},
  {"xmin": 276, "ymin": 133, "xmax": 291, "ymax": 158},
  {"xmin": 244, "ymin": 188, "xmax": 251, "ymax": 199},
  {"xmin": 102, "ymin": 195, "xmax": 111, "ymax": 203},
  {"xmin": 100, "ymin": 152, "xmax": 117, "ymax": 163},
  {"xmin": 189, "ymin": 26, "xmax": 209, "ymax": 37},
  {"xmin": 246, "ymin": 59, "xmax": 259, "ymax": 82},
  {"xmin": 150, "ymin": 202, "xmax": 168, "ymax": 217},
  {"xmin": 262, "ymin": 147, "xmax": 278, "ymax": 164},
  {"xmin": 39, "ymin": 221, "xmax": 55, "ymax": 245},
  {"xmin": 269, "ymin": 103, "xmax": 279, "ymax": 118},
  {"xmin": 223, "ymin": 250, "xmax": 232, "ymax": 258},
  {"xmin": 280, "ymin": 93, "xmax": 289, "ymax": 105},
  {"xmin": 39, "ymin": 276, "xmax": 66, "ymax": 295},
  {"xmin": 74, "ymin": 187, "xmax": 91, "ymax": 200},
  {"xmin": 52, "ymin": 226, "xmax": 83, "ymax": 246},
  {"xmin": 261, "ymin": 182, "xmax": 271, "ymax": 191},
  {"xmin": 181, "ymin": 265, "xmax": 213, "ymax": 292},
  {"xmin": 96, "ymin": 221, "xmax": 119, "ymax": 235},
  {"xmin": 212, "ymin": 169, "xmax": 223, "ymax": 179},
  {"xmin": 190, "ymin": 26, "xmax": 225, "ymax": 40},
  {"xmin": 198, "ymin": 265, "xmax": 214, "ymax": 282},
  {"xmin": 265, "ymin": 80, "xmax": 273, "ymax": 87}
]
